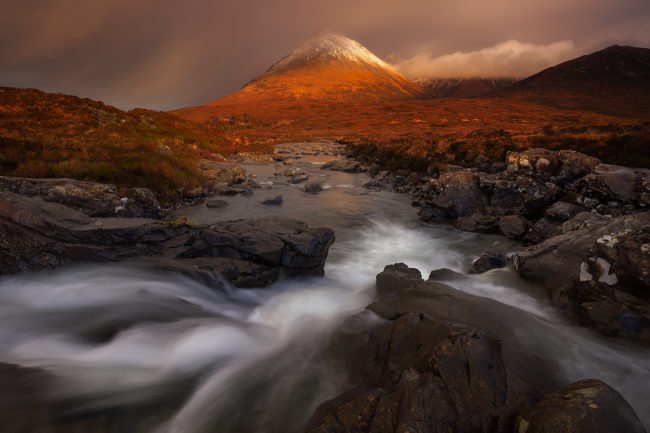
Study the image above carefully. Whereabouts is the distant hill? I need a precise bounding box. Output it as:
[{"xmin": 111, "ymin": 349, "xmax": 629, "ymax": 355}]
[
  {"xmin": 498, "ymin": 45, "xmax": 650, "ymax": 118},
  {"xmin": 174, "ymin": 31, "xmax": 429, "ymax": 121},
  {"xmin": 415, "ymin": 78, "xmax": 518, "ymax": 98},
  {"xmin": 0, "ymin": 87, "xmax": 234, "ymax": 203}
]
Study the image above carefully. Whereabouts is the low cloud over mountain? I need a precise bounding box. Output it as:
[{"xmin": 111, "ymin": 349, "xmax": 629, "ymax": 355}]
[{"xmin": 392, "ymin": 40, "xmax": 577, "ymax": 79}]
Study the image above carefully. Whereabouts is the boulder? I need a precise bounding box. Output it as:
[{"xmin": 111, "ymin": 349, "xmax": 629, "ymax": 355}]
[
  {"xmin": 514, "ymin": 379, "xmax": 646, "ymax": 433},
  {"xmin": 305, "ymin": 183, "xmax": 323, "ymax": 194},
  {"xmin": 471, "ymin": 250, "xmax": 506, "ymax": 273},
  {"xmin": 456, "ymin": 213, "xmax": 499, "ymax": 233},
  {"xmin": 499, "ymin": 215, "xmax": 527, "ymax": 239},
  {"xmin": 375, "ymin": 263, "xmax": 423, "ymax": 298},
  {"xmin": 524, "ymin": 217, "xmax": 561, "ymax": 244},
  {"xmin": 205, "ymin": 199, "xmax": 228, "ymax": 208},
  {"xmin": 0, "ymin": 176, "xmax": 162, "ymax": 218},
  {"xmin": 513, "ymin": 211, "xmax": 650, "ymax": 339},
  {"xmin": 262, "ymin": 195, "xmax": 283, "ymax": 205},
  {"xmin": 199, "ymin": 160, "xmax": 246, "ymax": 184},
  {"xmin": 578, "ymin": 164, "xmax": 650, "ymax": 207},
  {"xmin": 306, "ymin": 312, "xmax": 552, "ymax": 433},
  {"xmin": 506, "ymin": 148, "xmax": 559, "ymax": 176},
  {"xmin": 320, "ymin": 159, "xmax": 363, "ymax": 173},
  {"xmin": 505, "ymin": 148, "xmax": 600, "ymax": 185},
  {"xmin": 546, "ymin": 201, "xmax": 585, "ymax": 221},
  {"xmin": 290, "ymin": 174, "xmax": 309, "ymax": 184},
  {"xmin": 419, "ymin": 170, "xmax": 488, "ymax": 218},
  {"xmin": 0, "ymin": 191, "xmax": 334, "ymax": 287}
]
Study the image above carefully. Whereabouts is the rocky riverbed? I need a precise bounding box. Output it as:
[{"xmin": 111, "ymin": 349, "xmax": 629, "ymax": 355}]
[{"xmin": 0, "ymin": 141, "xmax": 648, "ymax": 432}]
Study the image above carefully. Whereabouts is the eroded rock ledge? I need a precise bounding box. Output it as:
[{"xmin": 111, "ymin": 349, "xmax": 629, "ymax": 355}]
[
  {"xmin": 305, "ymin": 263, "xmax": 647, "ymax": 433},
  {"xmin": 0, "ymin": 187, "xmax": 334, "ymax": 288}
]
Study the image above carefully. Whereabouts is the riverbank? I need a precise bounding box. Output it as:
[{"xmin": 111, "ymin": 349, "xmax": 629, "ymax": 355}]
[{"xmin": 0, "ymin": 141, "xmax": 648, "ymax": 432}]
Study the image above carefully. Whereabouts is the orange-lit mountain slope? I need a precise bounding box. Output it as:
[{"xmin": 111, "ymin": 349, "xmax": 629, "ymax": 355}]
[{"xmin": 174, "ymin": 31, "xmax": 429, "ymax": 121}]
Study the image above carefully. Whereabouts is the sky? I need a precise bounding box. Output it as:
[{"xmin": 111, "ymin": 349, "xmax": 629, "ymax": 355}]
[{"xmin": 1, "ymin": 0, "xmax": 649, "ymax": 111}]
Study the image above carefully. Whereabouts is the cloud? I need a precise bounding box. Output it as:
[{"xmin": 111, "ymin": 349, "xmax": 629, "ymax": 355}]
[{"xmin": 392, "ymin": 40, "xmax": 577, "ymax": 79}]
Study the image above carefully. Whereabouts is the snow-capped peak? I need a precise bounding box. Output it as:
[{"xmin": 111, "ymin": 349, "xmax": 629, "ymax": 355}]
[{"xmin": 265, "ymin": 30, "xmax": 396, "ymax": 75}]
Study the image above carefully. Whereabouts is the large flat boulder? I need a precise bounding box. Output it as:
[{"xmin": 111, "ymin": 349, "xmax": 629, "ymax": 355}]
[
  {"xmin": 0, "ymin": 176, "xmax": 161, "ymax": 218},
  {"xmin": 0, "ymin": 191, "xmax": 334, "ymax": 288}
]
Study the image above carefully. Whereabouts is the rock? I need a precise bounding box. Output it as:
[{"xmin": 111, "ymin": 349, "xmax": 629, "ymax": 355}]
[
  {"xmin": 456, "ymin": 213, "xmax": 499, "ymax": 232},
  {"xmin": 507, "ymin": 148, "xmax": 559, "ymax": 176},
  {"xmin": 0, "ymin": 176, "xmax": 162, "ymax": 218},
  {"xmin": 275, "ymin": 167, "xmax": 302, "ymax": 177},
  {"xmin": 524, "ymin": 217, "xmax": 561, "ymax": 244},
  {"xmin": 505, "ymin": 148, "xmax": 600, "ymax": 185},
  {"xmin": 553, "ymin": 150, "xmax": 601, "ymax": 185},
  {"xmin": 306, "ymin": 312, "xmax": 552, "ymax": 433},
  {"xmin": 185, "ymin": 186, "xmax": 206, "ymax": 199},
  {"xmin": 0, "ymin": 362, "xmax": 56, "ymax": 433},
  {"xmin": 513, "ymin": 211, "xmax": 650, "ymax": 339},
  {"xmin": 578, "ymin": 164, "xmax": 650, "ymax": 207},
  {"xmin": 514, "ymin": 379, "xmax": 646, "ymax": 433},
  {"xmin": 205, "ymin": 199, "xmax": 228, "ymax": 208},
  {"xmin": 262, "ymin": 195, "xmax": 283, "ymax": 205},
  {"xmin": 546, "ymin": 201, "xmax": 584, "ymax": 221},
  {"xmin": 499, "ymin": 215, "xmax": 527, "ymax": 239},
  {"xmin": 0, "ymin": 191, "xmax": 334, "ymax": 287},
  {"xmin": 375, "ymin": 263, "xmax": 423, "ymax": 298},
  {"xmin": 305, "ymin": 183, "xmax": 323, "ymax": 194},
  {"xmin": 471, "ymin": 249, "xmax": 506, "ymax": 273},
  {"xmin": 321, "ymin": 159, "xmax": 362, "ymax": 173},
  {"xmin": 290, "ymin": 174, "xmax": 309, "ymax": 184},
  {"xmin": 199, "ymin": 160, "xmax": 246, "ymax": 184},
  {"xmin": 419, "ymin": 170, "xmax": 488, "ymax": 218}
]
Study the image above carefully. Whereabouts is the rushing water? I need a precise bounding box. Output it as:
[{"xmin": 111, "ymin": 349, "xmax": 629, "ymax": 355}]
[{"xmin": 1, "ymin": 143, "xmax": 648, "ymax": 432}]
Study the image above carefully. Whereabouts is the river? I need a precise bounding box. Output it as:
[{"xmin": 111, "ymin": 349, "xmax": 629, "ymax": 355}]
[{"xmin": 0, "ymin": 142, "xmax": 648, "ymax": 432}]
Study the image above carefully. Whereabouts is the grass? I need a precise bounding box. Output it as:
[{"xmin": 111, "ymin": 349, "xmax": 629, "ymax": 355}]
[{"xmin": 0, "ymin": 87, "xmax": 272, "ymax": 204}]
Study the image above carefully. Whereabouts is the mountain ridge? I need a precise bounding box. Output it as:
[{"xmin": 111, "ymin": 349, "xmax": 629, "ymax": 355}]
[{"xmin": 196, "ymin": 31, "xmax": 429, "ymax": 107}]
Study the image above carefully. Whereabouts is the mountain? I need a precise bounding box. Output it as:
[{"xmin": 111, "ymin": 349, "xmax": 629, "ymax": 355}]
[
  {"xmin": 0, "ymin": 86, "xmax": 235, "ymax": 203},
  {"xmin": 498, "ymin": 45, "xmax": 650, "ymax": 117},
  {"xmin": 184, "ymin": 31, "xmax": 429, "ymax": 111},
  {"xmin": 415, "ymin": 78, "xmax": 518, "ymax": 98}
]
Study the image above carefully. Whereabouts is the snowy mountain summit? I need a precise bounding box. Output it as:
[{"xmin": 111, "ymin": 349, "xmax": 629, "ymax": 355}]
[
  {"xmin": 265, "ymin": 31, "xmax": 396, "ymax": 75},
  {"xmin": 203, "ymin": 30, "xmax": 429, "ymax": 103}
]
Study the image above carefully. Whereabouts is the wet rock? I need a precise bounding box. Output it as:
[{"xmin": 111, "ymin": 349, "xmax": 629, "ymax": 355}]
[
  {"xmin": 290, "ymin": 174, "xmax": 309, "ymax": 184},
  {"xmin": 262, "ymin": 195, "xmax": 283, "ymax": 205},
  {"xmin": 513, "ymin": 211, "xmax": 650, "ymax": 340},
  {"xmin": 0, "ymin": 176, "xmax": 162, "ymax": 218},
  {"xmin": 375, "ymin": 263, "xmax": 423, "ymax": 298},
  {"xmin": 514, "ymin": 379, "xmax": 646, "ymax": 433},
  {"xmin": 205, "ymin": 199, "xmax": 228, "ymax": 208},
  {"xmin": 524, "ymin": 217, "xmax": 562, "ymax": 244},
  {"xmin": 456, "ymin": 213, "xmax": 499, "ymax": 232},
  {"xmin": 471, "ymin": 249, "xmax": 506, "ymax": 273},
  {"xmin": 306, "ymin": 312, "xmax": 551, "ymax": 433},
  {"xmin": 578, "ymin": 164, "xmax": 650, "ymax": 207},
  {"xmin": 499, "ymin": 215, "xmax": 527, "ymax": 239},
  {"xmin": 546, "ymin": 201, "xmax": 584, "ymax": 221},
  {"xmin": 0, "ymin": 191, "xmax": 334, "ymax": 287},
  {"xmin": 321, "ymin": 159, "xmax": 362, "ymax": 173},
  {"xmin": 419, "ymin": 170, "xmax": 488, "ymax": 218},
  {"xmin": 305, "ymin": 183, "xmax": 323, "ymax": 194},
  {"xmin": 274, "ymin": 167, "xmax": 302, "ymax": 177},
  {"xmin": 198, "ymin": 160, "xmax": 246, "ymax": 184}
]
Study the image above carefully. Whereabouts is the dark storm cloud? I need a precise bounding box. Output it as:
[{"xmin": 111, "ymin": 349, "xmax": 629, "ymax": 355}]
[{"xmin": 1, "ymin": 0, "xmax": 649, "ymax": 110}]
